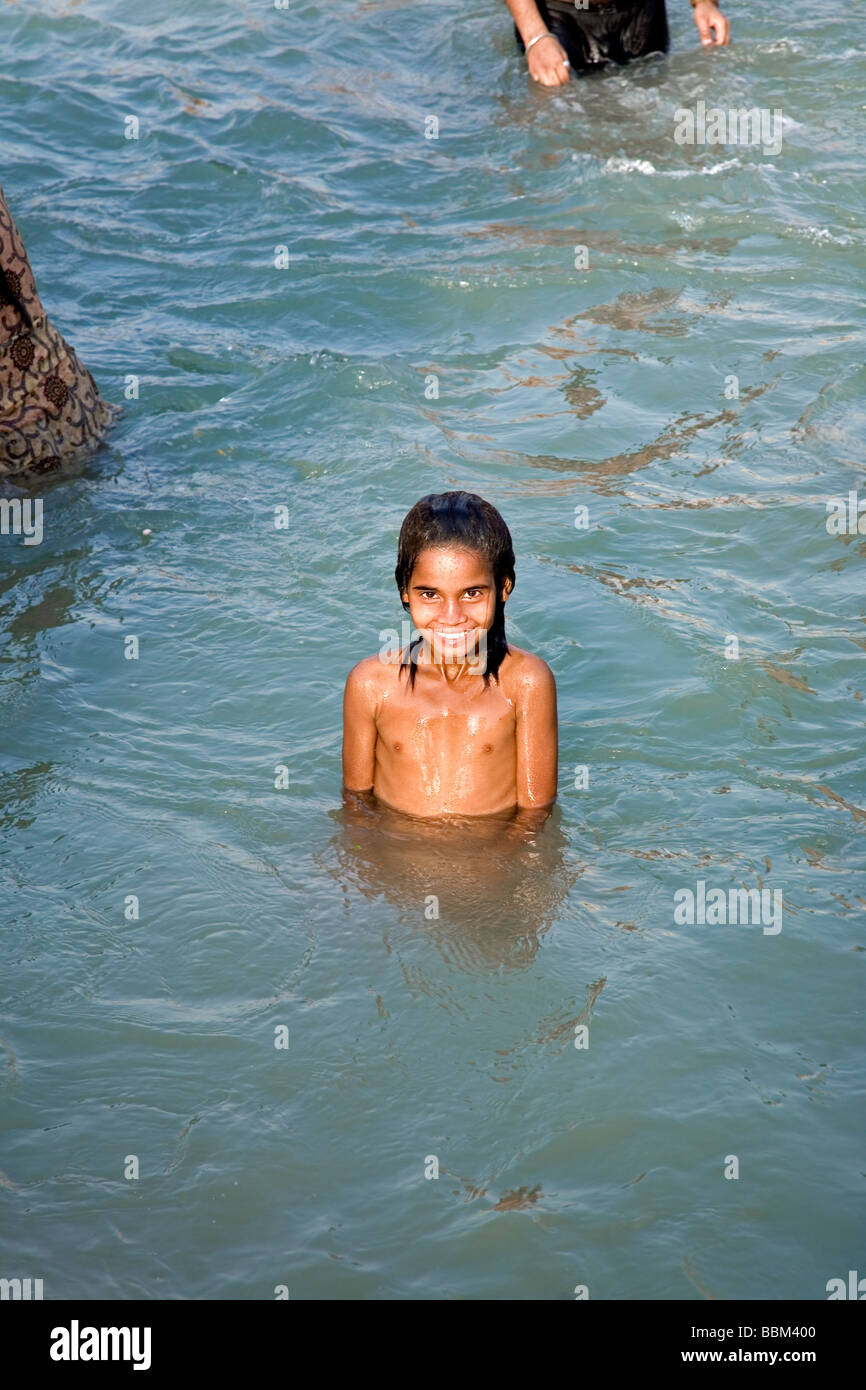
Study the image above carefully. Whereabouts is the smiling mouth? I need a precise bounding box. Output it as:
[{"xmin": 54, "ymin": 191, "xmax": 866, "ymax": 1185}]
[{"xmin": 432, "ymin": 629, "xmax": 475, "ymax": 644}]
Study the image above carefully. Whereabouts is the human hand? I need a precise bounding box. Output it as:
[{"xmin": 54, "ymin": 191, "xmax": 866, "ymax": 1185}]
[
  {"xmin": 692, "ymin": 1, "xmax": 730, "ymax": 46},
  {"xmin": 527, "ymin": 33, "xmax": 571, "ymax": 86}
]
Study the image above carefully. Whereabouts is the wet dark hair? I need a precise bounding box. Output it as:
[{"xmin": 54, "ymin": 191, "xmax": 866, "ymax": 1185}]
[{"xmin": 394, "ymin": 491, "xmax": 515, "ymax": 688}]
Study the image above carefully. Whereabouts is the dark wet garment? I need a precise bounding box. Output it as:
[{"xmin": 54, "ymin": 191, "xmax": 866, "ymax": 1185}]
[{"xmin": 516, "ymin": 0, "xmax": 669, "ymax": 70}]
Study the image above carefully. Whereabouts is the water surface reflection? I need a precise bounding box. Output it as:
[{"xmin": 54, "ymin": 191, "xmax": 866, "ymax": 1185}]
[{"xmin": 328, "ymin": 792, "xmax": 580, "ymax": 972}]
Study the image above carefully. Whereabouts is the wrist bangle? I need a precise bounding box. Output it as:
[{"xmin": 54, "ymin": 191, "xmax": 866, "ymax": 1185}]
[{"xmin": 525, "ymin": 31, "xmax": 556, "ymax": 53}]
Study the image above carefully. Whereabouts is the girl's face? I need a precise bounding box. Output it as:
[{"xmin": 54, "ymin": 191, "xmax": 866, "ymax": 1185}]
[{"xmin": 401, "ymin": 546, "xmax": 510, "ymax": 664}]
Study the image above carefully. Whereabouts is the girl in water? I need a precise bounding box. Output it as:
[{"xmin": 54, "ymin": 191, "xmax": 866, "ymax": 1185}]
[{"xmin": 342, "ymin": 491, "xmax": 558, "ymax": 818}]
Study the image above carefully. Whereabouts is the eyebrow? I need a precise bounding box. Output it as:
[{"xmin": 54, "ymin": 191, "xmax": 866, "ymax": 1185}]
[{"xmin": 411, "ymin": 581, "xmax": 491, "ymax": 591}]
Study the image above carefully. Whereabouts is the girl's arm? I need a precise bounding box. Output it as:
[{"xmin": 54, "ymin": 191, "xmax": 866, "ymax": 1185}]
[
  {"xmin": 342, "ymin": 659, "xmax": 379, "ymax": 792},
  {"xmin": 515, "ymin": 656, "xmax": 558, "ymax": 808}
]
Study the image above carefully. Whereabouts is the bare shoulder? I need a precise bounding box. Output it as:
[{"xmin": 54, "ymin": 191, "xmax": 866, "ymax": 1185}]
[
  {"xmin": 500, "ymin": 646, "xmax": 556, "ymax": 699},
  {"xmin": 345, "ymin": 653, "xmax": 387, "ymax": 691},
  {"xmin": 344, "ymin": 653, "xmax": 397, "ymax": 707}
]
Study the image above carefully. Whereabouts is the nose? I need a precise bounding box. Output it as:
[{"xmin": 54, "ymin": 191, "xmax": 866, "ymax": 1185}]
[{"xmin": 442, "ymin": 596, "xmax": 464, "ymax": 624}]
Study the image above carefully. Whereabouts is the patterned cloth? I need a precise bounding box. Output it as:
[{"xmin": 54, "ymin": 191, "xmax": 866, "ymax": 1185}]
[{"xmin": 0, "ymin": 182, "xmax": 117, "ymax": 477}]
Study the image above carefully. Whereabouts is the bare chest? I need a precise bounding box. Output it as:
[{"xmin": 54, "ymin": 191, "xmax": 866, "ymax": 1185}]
[{"xmin": 378, "ymin": 683, "xmax": 516, "ymax": 759}]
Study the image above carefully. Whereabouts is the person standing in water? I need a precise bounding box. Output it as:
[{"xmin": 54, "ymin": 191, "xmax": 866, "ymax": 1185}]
[
  {"xmin": 0, "ymin": 181, "xmax": 117, "ymax": 478},
  {"xmin": 342, "ymin": 491, "xmax": 558, "ymax": 818},
  {"xmin": 506, "ymin": 0, "xmax": 730, "ymax": 87}
]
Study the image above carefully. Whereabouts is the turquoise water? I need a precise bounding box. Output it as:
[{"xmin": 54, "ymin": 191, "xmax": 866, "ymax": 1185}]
[{"xmin": 1, "ymin": 0, "xmax": 864, "ymax": 1300}]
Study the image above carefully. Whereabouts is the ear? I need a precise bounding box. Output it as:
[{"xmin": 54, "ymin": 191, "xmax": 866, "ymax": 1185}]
[{"xmin": 500, "ymin": 577, "xmax": 514, "ymax": 602}]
